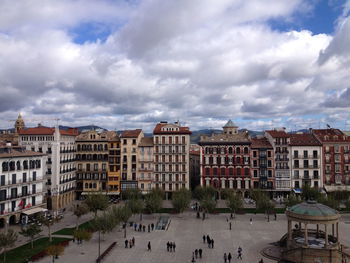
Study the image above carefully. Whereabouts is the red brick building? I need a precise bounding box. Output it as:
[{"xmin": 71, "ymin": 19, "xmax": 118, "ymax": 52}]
[
  {"xmin": 199, "ymin": 120, "xmax": 251, "ymax": 195},
  {"xmin": 312, "ymin": 128, "xmax": 350, "ymax": 191}
]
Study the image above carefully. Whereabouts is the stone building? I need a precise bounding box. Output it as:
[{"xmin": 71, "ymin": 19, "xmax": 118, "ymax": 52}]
[
  {"xmin": 120, "ymin": 129, "xmax": 144, "ymax": 191},
  {"xmin": 289, "ymin": 133, "xmax": 323, "ymax": 190},
  {"xmin": 312, "ymin": 128, "xmax": 350, "ymax": 191},
  {"xmin": 0, "ymin": 145, "xmax": 45, "ymax": 228},
  {"xmin": 107, "ymin": 134, "xmax": 121, "ymax": 196},
  {"xmin": 18, "ymin": 126, "xmax": 78, "ymax": 213},
  {"xmin": 189, "ymin": 144, "xmax": 200, "ymax": 191},
  {"xmin": 75, "ymin": 131, "xmax": 117, "ymax": 198},
  {"xmin": 250, "ymin": 137, "xmax": 274, "ymax": 191},
  {"xmin": 153, "ymin": 121, "xmax": 191, "ymax": 199},
  {"xmin": 265, "ymin": 129, "xmax": 291, "ymax": 196},
  {"xmin": 199, "ymin": 120, "xmax": 251, "ymax": 195},
  {"xmin": 137, "ymin": 137, "xmax": 154, "ymax": 194}
]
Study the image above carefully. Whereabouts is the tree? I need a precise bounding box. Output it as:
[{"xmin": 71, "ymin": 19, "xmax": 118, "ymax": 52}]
[
  {"xmin": 19, "ymin": 224, "xmax": 42, "ymax": 249},
  {"xmin": 46, "ymin": 245, "xmax": 64, "ymax": 263},
  {"xmin": 256, "ymin": 195, "xmax": 275, "ymax": 222},
  {"xmin": 90, "ymin": 211, "xmax": 116, "ymax": 259},
  {"xmin": 200, "ymin": 197, "xmax": 217, "ymax": 213},
  {"xmin": 285, "ymin": 194, "xmax": 302, "ymax": 207},
  {"xmin": 226, "ymin": 191, "xmax": 243, "ymax": 218},
  {"xmin": 126, "ymin": 197, "xmax": 144, "ymax": 221},
  {"xmin": 73, "ymin": 203, "xmax": 89, "ymax": 229},
  {"xmin": 194, "ymin": 186, "xmax": 217, "ymax": 214},
  {"xmin": 301, "ymin": 184, "xmax": 321, "ymax": 201},
  {"xmin": 73, "ymin": 229, "xmax": 92, "ymax": 244},
  {"xmin": 220, "ymin": 189, "xmax": 233, "ymax": 200},
  {"xmin": 172, "ymin": 188, "xmax": 191, "ymax": 213},
  {"xmin": 0, "ymin": 229, "xmax": 17, "ymax": 262},
  {"xmin": 122, "ymin": 188, "xmax": 142, "ymax": 200},
  {"xmin": 111, "ymin": 205, "xmax": 132, "ymax": 238},
  {"xmin": 318, "ymin": 195, "xmax": 340, "ymax": 210},
  {"xmin": 144, "ymin": 189, "xmax": 163, "ymax": 214},
  {"xmin": 84, "ymin": 192, "xmax": 109, "ymax": 217},
  {"xmin": 36, "ymin": 214, "xmax": 60, "ymax": 243}
]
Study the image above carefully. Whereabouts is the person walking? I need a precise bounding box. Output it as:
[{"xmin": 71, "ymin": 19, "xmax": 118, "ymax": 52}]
[
  {"xmin": 224, "ymin": 253, "xmax": 227, "ymax": 263},
  {"xmin": 134, "ymin": 223, "xmax": 137, "ymax": 231},
  {"xmin": 167, "ymin": 241, "xmax": 170, "ymax": 252},
  {"xmin": 191, "ymin": 252, "xmax": 196, "ymax": 262},
  {"xmin": 230, "ymin": 213, "xmax": 233, "ymax": 219},
  {"xmin": 132, "ymin": 237, "xmax": 135, "ymax": 246},
  {"xmin": 169, "ymin": 242, "xmax": 173, "ymax": 252},
  {"xmin": 125, "ymin": 239, "xmax": 128, "ymax": 248},
  {"xmin": 143, "ymin": 225, "xmax": 146, "ymax": 232},
  {"xmin": 148, "ymin": 224, "xmax": 150, "ymax": 232},
  {"xmin": 151, "ymin": 223, "xmax": 154, "ymax": 231},
  {"xmin": 203, "ymin": 235, "xmax": 206, "ymax": 243},
  {"xmin": 237, "ymin": 247, "xmax": 242, "ymax": 260},
  {"xmin": 228, "ymin": 252, "xmax": 232, "ymax": 263},
  {"xmin": 208, "ymin": 239, "xmax": 211, "ymax": 248},
  {"xmin": 250, "ymin": 217, "xmax": 253, "ymax": 225},
  {"xmin": 195, "ymin": 249, "xmax": 198, "ymax": 258},
  {"xmin": 173, "ymin": 242, "xmax": 176, "ymax": 252},
  {"xmin": 147, "ymin": 241, "xmax": 151, "ymax": 251},
  {"xmin": 206, "ymin": 235, "xmax": 210, "ymax": 244},
  {"xmin": 211, "ymin": 239, "xmax": 214, "ymax": 248},
  {"xmin": 259, "ymin": 258, "xmax": 264, "ymax": 263},
  {"xmin": 129, "ymin": 239, "xmax": 132, "ymax": 248},
  {"xmin": 229, "ymin": 222, "xmax": 232, "ymax": 230},
  {"xmin": 198, "ymin": 248, "xmax": 202, "ymax": 258}
]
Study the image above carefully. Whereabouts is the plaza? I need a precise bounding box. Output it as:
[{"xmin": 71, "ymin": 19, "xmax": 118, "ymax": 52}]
[{"xmin": 35, "ymin": 211, "xmax": 350, "ymax": 263}]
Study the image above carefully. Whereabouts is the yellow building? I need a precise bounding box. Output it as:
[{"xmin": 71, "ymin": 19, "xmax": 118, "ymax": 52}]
[{"xmin": 107, "ymin": 137, "xmax": 121, "ymax": 196}]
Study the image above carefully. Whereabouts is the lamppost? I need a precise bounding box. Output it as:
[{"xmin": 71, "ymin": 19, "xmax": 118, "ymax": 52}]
[{"xmin": 51, "ymin": 186, "xmax": 59, "ymax": 217}]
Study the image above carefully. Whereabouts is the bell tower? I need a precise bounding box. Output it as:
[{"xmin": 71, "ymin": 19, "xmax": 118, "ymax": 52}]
[
  {"xmin": 14, "ymin": 113, "xmax": 25, "ymax": 134},
  {"xmin": 223, "ymin": 120, "xmax": 238, "ymax": 134}
]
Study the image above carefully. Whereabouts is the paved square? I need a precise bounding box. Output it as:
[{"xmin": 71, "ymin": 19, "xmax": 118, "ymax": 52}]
[{"xmin": 37, "ymin": 212, "xmax": 350, "ymax": 263}]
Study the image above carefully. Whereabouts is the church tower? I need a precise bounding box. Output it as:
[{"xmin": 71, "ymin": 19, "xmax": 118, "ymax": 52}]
[
  {"xmin": 14, "ymin": 113, "xmax": 25, "ymax": 134},
  {"xmin": 223, "ymin": 119, "xmax": 238, "ymax": 134}
]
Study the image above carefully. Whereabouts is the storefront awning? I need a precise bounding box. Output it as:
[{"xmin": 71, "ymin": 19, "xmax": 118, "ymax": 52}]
[
  {"xmin": 293, "ymin": 188, "xmax": 302, "ymax": 194},
  {"xmin": 22, "ymin": 207, "xmax": 47, "ymax": 215}
]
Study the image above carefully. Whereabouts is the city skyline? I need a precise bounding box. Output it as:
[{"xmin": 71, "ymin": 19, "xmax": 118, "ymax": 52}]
[{"xmin": 1, "ymin": 0, "xmax": 350, "ymax": 131}]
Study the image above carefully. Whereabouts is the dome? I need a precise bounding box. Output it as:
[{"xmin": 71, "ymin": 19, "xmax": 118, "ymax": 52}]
[
  {"xmin": 223, "ymin": 120, "xmax": 237, "ymax": 128},
  {"xmin": 287, "ymin": 201, "xmax": 338, "ymax": 217}
]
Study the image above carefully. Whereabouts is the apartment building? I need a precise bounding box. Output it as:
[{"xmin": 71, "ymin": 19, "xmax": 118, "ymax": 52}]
[
  {"xmin": 289, "ymin": 133, "xmax": 323, "ymax": 190},
  {"xmin": 120, "ymin": 129, "xmax": 144, "ymax": 191},
  {"xmin": 18, "ymin": 126, "xmax": 78, "ymax": 212},
  {"xmin": 312, "ymin": 129, "xmax": 350, "ymax": 191},
  {"xmin": 138, "ymin": 137, "xmax": 153, "ymax": 194},
  {"xmin": 107, "ymin": 134, "xmax": 121, "ymax": 196},
  {"xmin": 153, "ymin": 121, "xmax": 191, "ymax": 199},
  {"xmin": 265, "ymin": 129, "xmax": 291, "ymax": 196},
  {"xmin": 199, "ymin": 120, "xmax": 251, "ymax": 195},
  {"xmin": 0, "ymin": 145, "xmax": 45, "ymax": 228},
  {"xmin": 75, "ymin": 131, "xmax": 117, "ymax": 198},
  {"xmin": 250, "ymin": 137, "xmax": 274, "ymax": 192}
]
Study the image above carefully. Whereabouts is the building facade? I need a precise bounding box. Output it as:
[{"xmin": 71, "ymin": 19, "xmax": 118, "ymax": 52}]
[
  {"xmin": 312, "ymin": 129, "xmax": 350, "ymax": 191},
  {"xmin": 250, "ymin": 137, "xmax": 275, "ymax": 191},
  {"xmin": 153, "ymin": 121, "xmax": 191, "ymax": 199},
  {"xmin": 107, "ymin": 135, "xmax": 121, "ymax": 196},
  {"xmin": 75, "ymin": 131, "xmax": 116, "ymax": 198},
  {"xmin": 137, "ymin": 137, "xmax": 154, "ymax": 194},
  {"xmin": 265, "ymin": 129, "xmax": 291, "ymax": 196},
  {"xmin": 120, "ymin": 129, "xmax": 144, "ymax": 191},
  {"xmin": 289, "ymin": 133, "xmax": 323, "ymax": 190},
  {"xmin": 199, "ymin": 121, "xmax": 251, "ymax": 195},
  {"xmin": 18, "ymin": 126, "xmax": 77, "ymax": 213},
  {"xmin": 0, "ymin": 145, "xmax": 45, "ymax": 228}
]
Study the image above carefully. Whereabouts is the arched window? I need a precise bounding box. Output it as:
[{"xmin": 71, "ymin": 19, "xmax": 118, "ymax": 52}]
[
  {"xmin": 77, "ymin": 145, "xmax": 81, "ymax": 151},
  {"xmin": 2, "ymin": 162, "xmax": 8, "ymax": 172},
  {"xmin": 85, "ymin": 183, "xmax": 88, "ymax": 189},
  {"xmin": 94, "ymin": 144, "xmax": 97, "ymax": 151},
  {"xmin": 236, "ymin": 147, "xmax": 241, "ymax": 154},
  {"xmin": 23, "ymin": 160, "xmax": 28, "ymax": 169},
  {"xmin": 16, "ymin": 161, "xmax": 21, "ymax": 170},
  {"xmin": 237, "ymin": 168, "xmax": 241, "ymax": 176},
  {"xmin": 9, "ymin": 161, "xmax": 15, "ymax": 171},
  {"xmin": 244, "ymin": 147, "xmax": 249, "ymax": 154},
  {"xmin": 36, "ymin": 160, "xmax": 41, "ymax": 168},
  {"xmin": 228, "ymin": 147, "xmax": 233, "ymax": 154}
]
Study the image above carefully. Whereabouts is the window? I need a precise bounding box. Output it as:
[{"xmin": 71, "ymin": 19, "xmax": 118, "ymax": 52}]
[
  {"xmin": 132, "ymin": 139, "xmax": 136, "ymax": 145},
  {"xmin": 294, "ymin": 150, "xmax": 298, "ymax": 158}
]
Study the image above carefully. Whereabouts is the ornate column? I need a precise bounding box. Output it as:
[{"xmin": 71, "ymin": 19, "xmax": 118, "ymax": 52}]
[
  {"xmin": 237, "ymin": 178, "xmax": 241, "ymax": 189},
  {"xmin": 336, "ymin": 222, "xmax": 339, "ymax": 242},
  {"xmin": 221, "ymin": 178, "xmax": 226, "ymax": 189},
  {"xmin": 304, "ymin": 223, "xmax": 308, "ymax": 246},
  {"xmin": 332, "ymin": 224, "xmax": 335, "ymax": 238},
  {"xmin": 229, "ymin": 179, "xmax": 233, "ymax": 189},
  {"xmin": 205, "ymin": 178, "xmax": 210, "ymax": 187},
  {"xmin": 324, "ymin": 224, "xmax": 328, "ymax": 248}
]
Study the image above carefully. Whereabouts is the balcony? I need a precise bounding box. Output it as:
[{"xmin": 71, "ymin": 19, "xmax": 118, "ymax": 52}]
[{"xmin": 46, "ymin": 160, "xmax": 52, "ymax": 164}]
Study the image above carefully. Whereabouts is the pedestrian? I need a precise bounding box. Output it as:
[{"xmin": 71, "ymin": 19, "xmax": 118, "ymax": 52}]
[
  {"xmin": 198, "ymin": 248, "xmax": 202, "ymax": 258},
  {"xmin": 202, "ymin": 212, "xmax": 205, "ymax": 220},
  {"xmin": 129, "ymin": 239, "xmax": 132, "ymax": 248},
  {"xmin": 237, "ymin": 247, "xmax": 242, "ymax": 260},
  {"xmin": 197, "ymin": 211, "xmax": 200, "ymax": 218},
  {"xmin": 206, "ymin": 235, "xmax": 210, "ymax": 244},
  {"xmin": 151, "ymin": 223, "xmax": 154, "ymax": 231},
  {"xmin": 230, "ymin": 213, "xmax": 233, "ymax": 219},
  {"xmin": 132, "ymin": 237, "xmax": 135, "ymax": 246},
  {"xmin": 139, "ymin": 224, "xmax": 142, "ymax": 231},
  {"xmin": 167, "ymin": 241, "xmax": 170, "ymax": 252},
  {"xmin": 143, "ymin": 225, "xmax": 146, "ymax": 232},
  {"xmin": 169, "ymin": 242, "xmax": 173, "ymax": 252},
  {"xmin": 203, "ymin": 235, "xmax": 206, "ymax": 243},
  {"xmin": 250, "ymin": 217, "xmax": 253, "ymax": 225},
  {"xmin": 208, "ymin": 239, "xmax": 211, "ymax": 248},
  {"xmin": 229, "ymin": 222, "xmax": 232, "ymax": 230},
  {"xmin": 224, "ymin": 253, "xmax": 227, "ymax": 263},
  {"xmin": 211, "ymin": 239, "xmax": 214, "ymax": 248},
  {"xmin": 192, "ymin": 252, "xmax": 196, "ymax": 262},
  {"xmin": 195, "ymin": 249, "xmax": 198, "ymax": 258},
  {"xmin": 173, "ymin": 242, "xmax": 176, "ymax": 252},
  {"xmin": 274, "ymin": 213, "xmax": 277, "ymax": 221},
  {"xmin": 259, "ymin": 258, "xmax": 264, "ymax": 263},
  {"xmin": 125, "ymin": 239, "xmax": 128, "ymax": 248},
  {"xmin": 148, "ymin": 224, "xmax": 150, "ymax": 232},
  {"xmin": 147, "ymin": 241, "xmax": 151, "ymax": 251},
  {"xmin": 134, "ymin": 223, "xmax": 137, "ymax": 231},
  {"xmin": 228, "ymin": 252, "xmax": 232, "ymax": 263}
]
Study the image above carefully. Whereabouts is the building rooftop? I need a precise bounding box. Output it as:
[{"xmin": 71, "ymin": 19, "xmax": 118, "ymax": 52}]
[
  {"xmin": 0, "ymin": 146, "xmax": 44, "ymax": 158},
  {"xmin": 199, "ymin": 132, "xmax": 250, "ymax": 144},
  {"xmin": 120, "ymin": 129, "xmax": 143, "ymax": 138},
  {"xmin": 223, "ymin": 119, "xmax": 237, "ymax": 128},
  {"xmin": 265, "ymin": 130, "xmax": 289, "ymax": 138},
  {"xmin": 312, "ymin": 129, "xmax": 350, "ymax": 143},
  {"xmin": 251, "ymin": 138, "xmax": 273, "ymax": 148},
  {"xmin": 139, "ymin": 137, "xmax": 154, "ymax": 147},
  {"xmin": 287, "ymin": 201, "xmax": 338, "ymax": 217},
  {"xmin": 289, "ymin": 133, "xmax": 322, "ymax": 146},
  {"xmin": 153, "ymin": 123, "xmax": 191, "ymax": 135},
  {"xmin": 77, "ymin": 130, "xmax": 119, "ymax": 141},
  {"xmin": 19, "ymin": 126, "xmax": 78, "ymax": 136}
]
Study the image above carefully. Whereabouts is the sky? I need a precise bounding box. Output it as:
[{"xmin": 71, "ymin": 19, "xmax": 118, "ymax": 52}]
[{"xmin": 1, "ymin": 0, "xmax": 350, "ymax": 132}]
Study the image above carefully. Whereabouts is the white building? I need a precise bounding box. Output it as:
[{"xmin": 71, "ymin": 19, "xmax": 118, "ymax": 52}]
[
  {"xmin": 289, "ymin": 133, "xmax": 323, "ymax": 190},
  {"xmin": 0, "ymin": 145, "xmax": 45, "ymax": 227},
  {"xmin": 19, "ymin": 125, "xmax": 78, "ymax": 213}
]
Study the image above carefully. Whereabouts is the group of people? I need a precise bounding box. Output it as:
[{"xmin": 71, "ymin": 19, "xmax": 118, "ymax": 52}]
[
  {"xmin": 134, "ymin": 222, "xmax": 155, "ymax": 232},
  {"xmin": 203, "ymin": 234, "xmax": 214, "ymax": 248},
  {"xmin": 222, "ymin": 247, "xmax": 243, "ymax": 262},
  {"xmin": 124, "ymin": 237, "xmax": 136, "ymax": 248},
  {"xmin": 191, "ymin": 249, "xmax": 203, "ymax": 262},
  {"xmin": 166, "ymin": 241, "xmax": 176, "ymax": 252}
]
